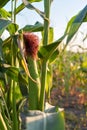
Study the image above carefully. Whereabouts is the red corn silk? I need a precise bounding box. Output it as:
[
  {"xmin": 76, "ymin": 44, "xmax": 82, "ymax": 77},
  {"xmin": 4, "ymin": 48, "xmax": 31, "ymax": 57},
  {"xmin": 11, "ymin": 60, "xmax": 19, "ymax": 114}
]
[{"xmin": 23, "ymin": 32, "xmax": 39, "ymax": 59}]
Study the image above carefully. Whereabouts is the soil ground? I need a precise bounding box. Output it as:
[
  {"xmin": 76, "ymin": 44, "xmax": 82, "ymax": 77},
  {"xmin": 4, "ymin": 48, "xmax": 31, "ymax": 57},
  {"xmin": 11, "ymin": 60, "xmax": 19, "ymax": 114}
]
[{"xmin": 50, "ymin": 86, "xmax": 87, "ymax": 130}]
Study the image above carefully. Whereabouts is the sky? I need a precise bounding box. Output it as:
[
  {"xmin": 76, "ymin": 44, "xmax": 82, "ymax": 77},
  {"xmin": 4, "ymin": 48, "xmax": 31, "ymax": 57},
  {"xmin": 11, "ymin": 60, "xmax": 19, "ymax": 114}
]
[
  {"xmin": 4, "ymin": 0, "xmax": 87, "ymax": 51},
  {"xmin": 17, "ymin": 0, "xmax": 87, "ymax": 37}
]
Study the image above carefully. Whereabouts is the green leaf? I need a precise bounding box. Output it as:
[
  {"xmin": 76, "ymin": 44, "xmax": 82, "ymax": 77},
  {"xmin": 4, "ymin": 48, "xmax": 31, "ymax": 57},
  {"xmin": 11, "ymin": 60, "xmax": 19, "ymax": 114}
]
[
  {"xmin": 3, "ymin": 35, "xmax": 18, "ymax": 65},
  {"xmin": 0, "ymin": 103, "xmax": 11, "ymax": 130},
  {"xmin": 28, "ymin": 0, "xmax": 42, "ymax": 2},
  {"xmin": 0, "ymin": 38, "xmax": 3, "ymax": 58},
  {"xmin": 18, "ymin": 71, "xmax": 28, "ymax": 96},
  {"xmin": 16, "ymin": 98, "xmax": 26, "ymax": 112},
  {"xmin": 0, "ymin": 113, "xmax": 8, "ymax": 130},
  {"xmin": 16, "ymin": 0, "xmax": 42, "ymax": 14},
  {"xmin": 49, "ymin": 49, "xmax": 59, "ymax": 63},
  {"xmin": 0, "ymin": 8, "xmax": 11, "ymax": 18},
  {"xmin": 0, "ymin": 0, "xmax": 10, "ymax": 8},
  {"xmin": 6, "ymin": 67, "xmax": 19, "ymax": 82},
  {"xmin": 80, "ymin": 67, "xmax": 87, "ymax": 73},
  {"xmin": 18, "ymin": 72, "xmax": 28, "ymax": 85},
  {"xmin": 19, "ymin": 83, "xmax": 28, "ymax": 97},
  {"xmin": 65, "ymin": 5, "xmax": 87, "ymax": 44},
  {"xmin": 38, "ymin": 35, "xmax": 65, "ymax": 61},
  {"xmin": 45, "ymin": 66, "xmax": 52, "ymax": 99},
  {"xmin": 41, "ymin": 27, "xmax": 54, "ymax": 43},
  {"xmin": 0, "ymin": 66, "xmax": 19, "ymax": 82},
  {"xmin": 2, "ymin": 37, "xmax": 12, "ymax": 64},
  {"xmin": 0, "ymin": 66, "xmax": 7, "ymax": 73},
  {"xmin": 7, "ymin": 23, "xmax": 19, "ymax": 35},
  {"xmin": 0, "ymin": 18, "xmax": 11, "ymax": 35},
  {"xmin": 23, "ymin": 0, "xmax": 48, "ymax": 21},
  {"xmin": 48, "ymin": 27, "xmax": 54, "ymax": 43},
  {"xmin": 16, "ymin": 3, "xmax": 25, "ymax": 14},
  {"xmin": 64, "ymin": 15, "xmax": 76, "ymax": 35},
  {"xmin": 19, "ymin": 22, "xmax": 43, "ymax": 32}
]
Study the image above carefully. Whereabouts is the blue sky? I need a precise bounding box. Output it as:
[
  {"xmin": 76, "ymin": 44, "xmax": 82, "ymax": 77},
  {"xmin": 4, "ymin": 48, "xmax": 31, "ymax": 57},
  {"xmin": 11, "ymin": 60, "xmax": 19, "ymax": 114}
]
[
  {"xmin": 50, "ymin": 0, "xmax": 87, "ymax": 39},
  {"xmin": 5, "ymin": 0, "xmax": 87, "ymax": 41}
]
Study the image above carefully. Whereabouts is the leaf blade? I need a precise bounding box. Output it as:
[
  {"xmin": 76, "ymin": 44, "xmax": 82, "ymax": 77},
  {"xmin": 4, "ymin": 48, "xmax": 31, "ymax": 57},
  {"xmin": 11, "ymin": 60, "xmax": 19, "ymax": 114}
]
[
  {"xmin": 0, "ymin": 18, "xmax": 11, "ymax": 35},
  {"xmin": 0, "ymin": 0, "xmax": 9, "ymax": 8},
  {"xmin": 65, "ymin": 5, "xmax": 87, "ymax": 44}
]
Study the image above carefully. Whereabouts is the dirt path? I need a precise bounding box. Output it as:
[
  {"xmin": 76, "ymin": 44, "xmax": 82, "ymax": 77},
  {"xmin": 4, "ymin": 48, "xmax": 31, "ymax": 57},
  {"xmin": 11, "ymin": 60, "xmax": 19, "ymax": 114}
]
[{"xmin": 50, "ymin": 87, "xmax": 87, "ymax": 130}]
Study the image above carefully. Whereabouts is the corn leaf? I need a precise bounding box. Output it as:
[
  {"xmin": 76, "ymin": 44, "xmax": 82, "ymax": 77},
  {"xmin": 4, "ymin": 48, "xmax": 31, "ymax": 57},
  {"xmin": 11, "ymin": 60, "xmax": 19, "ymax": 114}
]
[
  {"xmin": 22, "ymin": 0, "xmax": 49, "ymax": 21},
  {"xmin": 7, "ymin": 23, "xmax": 19, "ymax": 35},
  {"xmin": 28, "ymin": 0, "xmax": 42, "ymax": 2},
  {"xmin": 0, "ymin": 0, "xmax": 9, "ymax": 8},
  {"xmin": 65, "ymin": 5, "xmax": 87, "ymax": 44},
  {"xmin": 0, "ymin": 66, "xmax": 19, "ymax": 82},
  {"xmin": 38, "ymin": 35, "xmax": 65, "ymax": 61},
  {"xmin": 0, "ymin": 8, "xmax": 11, "ymax": 18},
  {"xmin": 49, "ymin": 49, "xmax": 59, "ymax": 63},
  {"xmin": 0, "ymin": 18, "xmax": 11, "ymax": 35},
  {"xmin": 19, "ymin": 22, "xmax": 43, "ymax": 32},
  {"xmin": 0, "ymin": 113, "xmax": 8, "ymax": 130}
]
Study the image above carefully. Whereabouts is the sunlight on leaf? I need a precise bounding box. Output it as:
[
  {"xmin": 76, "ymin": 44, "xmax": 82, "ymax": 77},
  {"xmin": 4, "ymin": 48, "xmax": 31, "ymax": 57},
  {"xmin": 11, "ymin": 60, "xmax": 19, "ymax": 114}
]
[
  {"xmin": 28, "ymin": 0, "xmax": 42, "ymax": 2},
  {"xmin": 0, "ymin": 8, "xmax": 11, "ymax": 18}
]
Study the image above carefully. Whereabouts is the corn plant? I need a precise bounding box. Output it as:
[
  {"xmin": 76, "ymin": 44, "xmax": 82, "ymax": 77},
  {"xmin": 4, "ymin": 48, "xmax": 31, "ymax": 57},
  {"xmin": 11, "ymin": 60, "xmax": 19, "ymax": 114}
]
[
  {"xmin": 0, "ymin": 0, "xmax": 65, "ymax": 129},
  {"xmin": 0, "ymin": 0, "xmax": 87, "ymax": 130}
]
